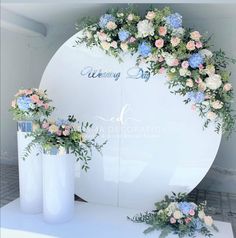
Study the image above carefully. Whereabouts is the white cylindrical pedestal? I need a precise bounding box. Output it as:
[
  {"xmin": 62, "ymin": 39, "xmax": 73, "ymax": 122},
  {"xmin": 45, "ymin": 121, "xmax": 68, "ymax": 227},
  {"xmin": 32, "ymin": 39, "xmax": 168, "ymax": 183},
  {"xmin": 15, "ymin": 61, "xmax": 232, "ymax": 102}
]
[
  {"xmin": 42, "ymin": 148, "xmax": 75, "ymax": 223},
  {"xmin": 17, "ymin": 121, "xmax": 43, "ymax": 214}
]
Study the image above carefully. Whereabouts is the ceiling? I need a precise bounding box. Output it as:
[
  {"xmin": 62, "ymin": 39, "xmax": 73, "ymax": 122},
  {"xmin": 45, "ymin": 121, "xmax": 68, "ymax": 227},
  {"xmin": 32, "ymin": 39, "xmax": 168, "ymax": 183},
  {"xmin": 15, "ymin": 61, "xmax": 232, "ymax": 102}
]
[{"xmin": 1, "ymin": 2, "xmax": 236, "ymax": 36}]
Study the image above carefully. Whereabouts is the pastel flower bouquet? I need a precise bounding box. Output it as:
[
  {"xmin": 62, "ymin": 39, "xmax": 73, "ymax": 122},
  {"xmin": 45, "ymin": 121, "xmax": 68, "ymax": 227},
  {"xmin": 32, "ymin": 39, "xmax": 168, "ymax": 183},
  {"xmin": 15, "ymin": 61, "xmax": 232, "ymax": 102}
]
[
  {"xmin": 128, "ymin": 193, "xmax": 218, "ymax": 238},
  {"xmin": 24, "ymin": 115, "xmax": 106, "ymax": 171},
  {"xmin": 77, "ymin": 6, "xmax": 235, "ymax": 137},
  {"xmin": 10, "ymin": 88, "xmax": 54, "ymax": 121}
]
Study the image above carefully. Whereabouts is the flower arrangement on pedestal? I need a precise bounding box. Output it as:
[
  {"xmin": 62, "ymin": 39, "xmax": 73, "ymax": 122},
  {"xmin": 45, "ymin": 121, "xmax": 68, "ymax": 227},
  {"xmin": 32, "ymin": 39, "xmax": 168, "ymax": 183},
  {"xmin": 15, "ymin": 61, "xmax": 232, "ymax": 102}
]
[
  {"xmin": 10, "ymin": 88, "xmax": 54, "ymax": 121},
  {"xmin": 24, "ymin": 115, "xmax": 106, "ymax": 171},
  {"xmin": 128, "ymin": 193, "xmax": 218, "ymax": 238},
  {"xmin": 77, "ymin": 6, "xmax": 235, "ymax": 137}
]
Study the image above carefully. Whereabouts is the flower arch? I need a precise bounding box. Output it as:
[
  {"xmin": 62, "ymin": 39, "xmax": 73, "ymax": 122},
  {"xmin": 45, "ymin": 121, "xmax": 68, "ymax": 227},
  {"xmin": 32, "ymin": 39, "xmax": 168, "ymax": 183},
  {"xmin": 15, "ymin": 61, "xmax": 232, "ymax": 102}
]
[{"xmin": 77, "ymin": 6, "xmax": 235, "ymax": 136}]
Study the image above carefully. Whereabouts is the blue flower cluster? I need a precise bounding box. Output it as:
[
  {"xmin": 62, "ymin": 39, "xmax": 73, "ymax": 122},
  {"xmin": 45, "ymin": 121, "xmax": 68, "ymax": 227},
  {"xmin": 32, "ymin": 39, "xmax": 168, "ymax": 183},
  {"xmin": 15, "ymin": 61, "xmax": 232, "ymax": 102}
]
[
  {"xmin": 166, "ymin": 13, "xmax": 182, "ymax": 29},
  {"xmin": 118, "ymin": 30, "xmax": 130, "ymax": 42},
  {"xmin": 138, "ymin": 42, "xmax": 151, "ymax": 57},
  {"xmin": 178, "ymin": 202, "xmax": 195, "ymax": 215},
  {"xmin": 188, "ymin": 53, "xmax": 204, "ymax": 69},
  {"xmin": 188, "ymin": 91, "xmax": 205, "ymax": 103},
  {"xmin": 17, "ymin": 96, "xmax": 32, "ymax": 111},
  {"xmin": 99, "ymin": 14, "xmax": 116, "ymax": 28},
  {"xmin": 56, "ymin": 119, "xmax": 69, "ymax": 127},
  {"xmin": 192, "ymin": 218, "xmax": 203, "ymax": 230}
]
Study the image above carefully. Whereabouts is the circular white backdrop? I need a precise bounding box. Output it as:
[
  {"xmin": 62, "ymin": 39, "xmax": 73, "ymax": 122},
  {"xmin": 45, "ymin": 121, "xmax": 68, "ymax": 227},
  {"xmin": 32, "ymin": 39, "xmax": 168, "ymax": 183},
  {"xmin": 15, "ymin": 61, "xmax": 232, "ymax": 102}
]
[{"xmin": 40, "ymin": 32, "xmax": 221, "ymax": 209}]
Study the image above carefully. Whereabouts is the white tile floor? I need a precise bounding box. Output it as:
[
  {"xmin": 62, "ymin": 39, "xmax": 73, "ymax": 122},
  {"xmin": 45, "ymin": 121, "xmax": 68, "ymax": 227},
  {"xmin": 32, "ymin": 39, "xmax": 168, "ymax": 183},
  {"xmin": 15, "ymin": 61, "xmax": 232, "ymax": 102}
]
[{"xmin": 1, "ymin": 163, "xmax": 235, "ymax": 237}]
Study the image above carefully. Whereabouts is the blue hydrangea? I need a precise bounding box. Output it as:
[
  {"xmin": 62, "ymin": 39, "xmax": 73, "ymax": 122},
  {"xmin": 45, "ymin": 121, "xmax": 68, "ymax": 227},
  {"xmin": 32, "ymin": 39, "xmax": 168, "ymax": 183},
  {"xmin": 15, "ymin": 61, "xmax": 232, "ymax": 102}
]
[
  {"xmin": 56, "ymin": 119, "xmax": 69, "ymax": 127},
  {"xmin": 192, "ymin": 218, "xmax": 203, "ymax": 230},
  {"xmin": 188, "ymin": 91, "xmax": 205, "ymax": 104},
  {"xmin": 138, "ymin": 42, "xmax": 152, "ymax": 57},
  {"xmin": 17, "ymin": 96, "xmax": 32, "ymax": 111},
  {"xmin": 99, "ymin": 14, "xmax": 116, "ymax": 28},
  {"xmin": 166, "ymin": 13, "xmax": 182, "ymax": 29},
  {"xmin": 118, "ymin": 30, "xmax": 130, "ymax": 42},
  {"xmin": 178, "ymin": 202, "xmax": 195, "ymax": 215},
  {"xmin": 188, "ymin": 53, "xmax": 204, "ymax": 69}
]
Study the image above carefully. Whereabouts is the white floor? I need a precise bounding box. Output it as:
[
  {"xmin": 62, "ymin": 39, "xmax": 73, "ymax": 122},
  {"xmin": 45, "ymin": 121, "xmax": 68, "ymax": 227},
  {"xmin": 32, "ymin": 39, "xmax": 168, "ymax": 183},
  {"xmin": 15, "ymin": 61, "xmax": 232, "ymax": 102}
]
[{"xmin": 0, "ymin": 199, "xmax": 234, "ymax": 238}]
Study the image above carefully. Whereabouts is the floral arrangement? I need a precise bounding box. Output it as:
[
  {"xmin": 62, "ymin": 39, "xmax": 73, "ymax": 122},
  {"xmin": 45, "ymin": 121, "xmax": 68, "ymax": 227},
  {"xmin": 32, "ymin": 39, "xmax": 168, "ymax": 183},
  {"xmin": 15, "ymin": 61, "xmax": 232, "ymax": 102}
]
[
  {"xmin": 128, "ymin": 193, "xmax": 218, "ymax": 238},
  {"xmin": 10, "ymin": 88, "xmax": 54, "ymax": 121},
  {"xmin": 24, "ymin": 115, "xmax": 106, "ymax": 171},
  {"xmin": 77, "ymin": 6, "xmax": 236, "ymax": 137}
]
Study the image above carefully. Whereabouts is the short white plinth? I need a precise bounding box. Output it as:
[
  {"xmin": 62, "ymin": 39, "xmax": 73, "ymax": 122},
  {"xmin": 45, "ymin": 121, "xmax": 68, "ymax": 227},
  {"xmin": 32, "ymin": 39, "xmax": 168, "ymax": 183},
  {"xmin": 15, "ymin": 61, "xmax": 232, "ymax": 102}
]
[{"xmin": 0, "ymin": 199, "xmax": 234, "ymax": 238}]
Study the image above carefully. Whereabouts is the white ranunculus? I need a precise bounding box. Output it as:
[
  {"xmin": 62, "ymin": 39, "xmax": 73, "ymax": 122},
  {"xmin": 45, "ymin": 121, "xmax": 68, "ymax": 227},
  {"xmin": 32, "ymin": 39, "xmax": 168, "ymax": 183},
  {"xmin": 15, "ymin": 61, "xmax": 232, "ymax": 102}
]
[
  {"xmin": 205, "ymin": 74, "xmax": 222, "ymax": 90},
  {"xmin": 199, "ymin": 49, "xmax": 213, "ymax": 58},
  {"xmin": 137, "ymin": 20, "xmax": 154, "ymax": 38}
]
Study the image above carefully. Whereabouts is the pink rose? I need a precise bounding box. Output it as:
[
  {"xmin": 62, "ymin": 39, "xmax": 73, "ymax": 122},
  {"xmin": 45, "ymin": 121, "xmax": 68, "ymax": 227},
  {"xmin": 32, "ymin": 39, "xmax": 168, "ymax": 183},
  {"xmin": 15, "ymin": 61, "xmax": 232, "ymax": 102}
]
[
  {"xmin": 97, "ymin": 32, "xmax": 107, "ymax": 41},
  {"xmin": 25, "ymin": 89, "xmax": 33, "ymax": 95},
  {"xmin": 63, "ymin": 130, "xmax": 70, "ymax": 136},
  {"xmin": 159, "ymin": 67, "xmax": 166, "ymax": 74},
  {"xmin": 111, "ymin": 41, "xmax": 117, "ymax": 48},
  {"xmin": 171, "ymin": 37, "xmax": 180, "ymax": 47},
  {"xmin": 158, "ymin": 56, "xmax": 164, "ymax": 62},
  {"xmin": 190, "ymin": 31, "xmax": 201, "ymax": 41},
  {"xmin": 170, "ymin": 217, "xmax": 176, "ymax": 224},
  {"xmin": 185, "ymin": 217, "xmax": 192, "ymax": 224},
  {"xmin": 155, "ymin": 39, "xmax": 164, "ymax": 49},
  {"xmin": 223, "ymin": 83, "xmax": 232, "ymax": 92},
  {"xmin": 186, "ymin": 41, "xmax": 195, "ymax": 51},
  {"xmin": 56, "ymin": 130, "xmax": 62, "ymax": 136},
  {"xmin": 31, "ymin": 94, "xmax": 40, "ymax": 103},
  {"xmin": 189, "ymin": 209, "xmax": 195, "ymax": 216},
  {"xmin": 129, "ymin": 37, "xmax": 136, "ymax": 43},
  {"xmin": 158, "ymin": 26, "xmax": 167, "ymax": 36},
  {"xmin": 195, "ymin": 41, "xmax": 203, "ymax": 49},
  {"xmin": 44, "ymin": 103, "xmax": 49, "ymax": 109},
  {"xmin": 37, "ymin": 100, "xmax": 43, "ymax": 106},
  {"xmin": 42, "ymin": 122, "xmax": 49, "ymax": 129},
  {"xmin": 172, "ymin": 59, "xmax": 179, "ymax": 66},
  {"xmin": 181, "ymin": 61, "xmax": 189, "ymax": 69}
]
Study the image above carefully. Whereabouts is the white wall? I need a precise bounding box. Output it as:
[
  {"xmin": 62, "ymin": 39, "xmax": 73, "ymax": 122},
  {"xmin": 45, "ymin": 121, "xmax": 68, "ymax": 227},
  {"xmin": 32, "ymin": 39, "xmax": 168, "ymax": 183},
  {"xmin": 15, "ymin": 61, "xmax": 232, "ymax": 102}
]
[
  {"xmin": 0, "ymin": 26, "xmax": 76, "ymax": 164},
  {"xmin": 0, "ymin": 5, "xmax": 235, "ymax": 192}
]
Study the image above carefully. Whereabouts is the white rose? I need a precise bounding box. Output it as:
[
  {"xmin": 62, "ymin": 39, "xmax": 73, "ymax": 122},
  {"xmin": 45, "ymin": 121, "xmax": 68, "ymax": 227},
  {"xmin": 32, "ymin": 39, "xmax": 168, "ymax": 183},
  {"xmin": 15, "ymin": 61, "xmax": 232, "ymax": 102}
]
[
  {"xmin": 100, "ymin": 41, "xmax": 110, "ymax": 51},
  {"xmin": 173, "ymin": 210, "xmax": 183, "ymax": 219},
  {"xmin": 205, "ymin": 74, "xmax": 222, "ymax": 90},
  {"xmin": 207, "ymin": 111, "xmax": 217, "ymax": 120},
  {"xmin": 199, "ymin": 49, "xmax": 213, "ymax": 58},
  {"xmin": 179, "ymin": 68, "xmax": 187, "ymax": 76},
  {"xmin": 204, "ymin": 216, "xmax": 213, "ymax": 226},
  {"xmin": 127, "ymin": 14, "xmax": 134, "ymax": 21},
  {"xmin": 198, "ymin": 210, "xmax": 205, "ymax": 220},
  {"xmin": 120, "ymin": 42, "xmax": 128, "ymax": 52},
  {"xmin": 146, "ymin": 11, "xmax": 156, "ymax": 20},
  {"xmin": 137, "ymin": 20, "xmax": 154, "ymax": 38},
  {"xmin": 211, "ymin": 100, "xmax": 223, "ymax": 109},
  {"xmin": 186, "ymin": 79, "xmax": 194, "ymax": 87},
  {"xmin": 223, "ymin": 83, "xmax": 232, "ymax": 92}
]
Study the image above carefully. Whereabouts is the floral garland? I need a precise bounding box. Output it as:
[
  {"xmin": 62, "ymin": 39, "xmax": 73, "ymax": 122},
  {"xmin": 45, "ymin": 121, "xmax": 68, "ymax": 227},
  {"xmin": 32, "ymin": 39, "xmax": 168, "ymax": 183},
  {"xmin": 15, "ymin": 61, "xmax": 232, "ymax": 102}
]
[
  {"xmin": 77, "ymin": 6, "xmax": 236, "ymax": 137},
  {"xmin": 10, "ymin": 88, "xmax": 54, "ymax": 121},
  {"xmin": 128, "ymin": 192, "xmax": 218, "ymax": 238}
]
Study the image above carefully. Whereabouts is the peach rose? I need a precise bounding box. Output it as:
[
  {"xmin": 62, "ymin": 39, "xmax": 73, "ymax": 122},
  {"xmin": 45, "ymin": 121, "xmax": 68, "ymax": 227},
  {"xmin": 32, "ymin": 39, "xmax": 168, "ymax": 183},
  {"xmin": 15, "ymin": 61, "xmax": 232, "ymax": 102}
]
[
  {"xmin": 204, "ymin": 216, "xmax": 213, "ymax": 226},
  {"xmin": 171, "ymin": 37, "xmax": 180, "ymax": 47},
  {"xmin": 223, "ymin": 83, "xmax": 232, "ymax": 92},
  {"xmin": 186, "ymin": 79, "xmax": 194, "ymax": 87},
  {"xmin": 158, "ymin": 26, "xmax": 167, "ymax": 36},
  {"xmin": 190, "ymin": 31, "xmax": 202, "ymax": 41},
  {"xmin": 173, "ymin": 211, "xmax": 183, "ymax": 219},
  {"xmin": 198, "ymin": 82, "xmax": 207, "ymax": 91},
  {"xmin": 31, "ymin": 94, "xmax": 40, "ymax": 103},
  {"xmin": 106, "ymin": 21, "xmax": 117, "ymax": 30},
  {"xmin": 97, "ymin": 32, "xmax": 107, "ymax": 41},
  {"xmin": 207, "ymin": 111, "xmax": 217, "ymax": 120},
  {"xmin": 127, "ymin": 14, "xmax": 134, "ymax": 21},
  {"xmin": 11, "ymin": 100, "xmax": 16, "ymax": 108},
  {"xmin": 211, "ymin": 100, "xmax": 223, "ymax": 109},
  {"xmin": 101, "ymin": 41, "xmax": 110, "ymax": 51},
  {"xmin": 186, "ymin": 41, "xmax": 195, "ymax": 51},
  {"xmin": 120, "ymin": 42, "xmax": 128, "ymax": 52}
]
